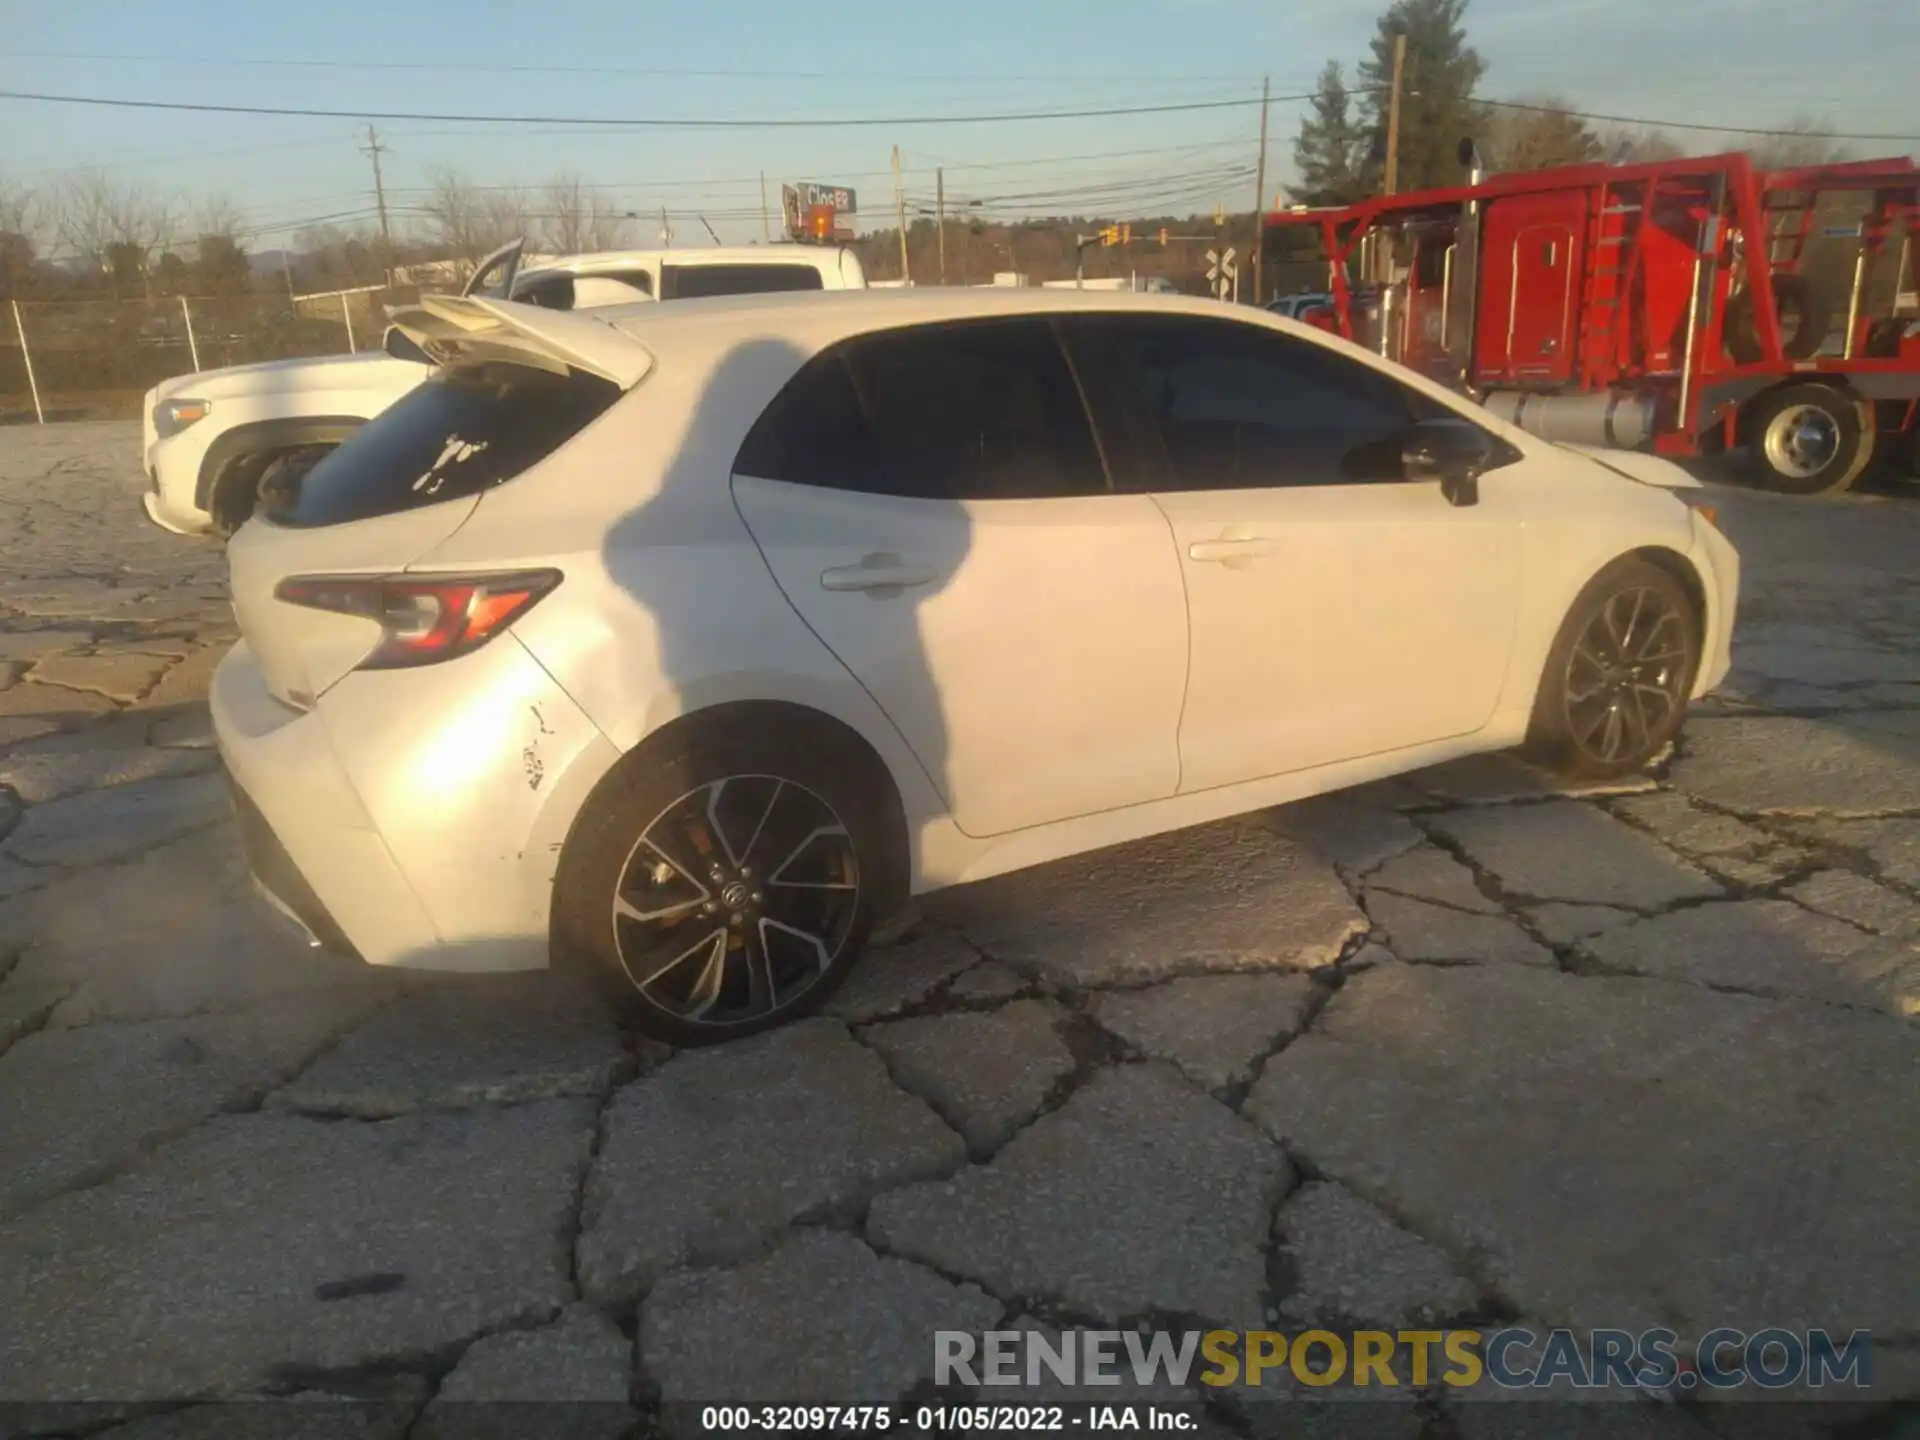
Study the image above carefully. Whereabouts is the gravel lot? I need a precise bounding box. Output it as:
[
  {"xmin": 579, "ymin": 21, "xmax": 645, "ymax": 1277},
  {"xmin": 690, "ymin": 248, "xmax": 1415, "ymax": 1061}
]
[{"xmin": 0, "ymin": 422, "xmax": 1915, "ymax": 1435}]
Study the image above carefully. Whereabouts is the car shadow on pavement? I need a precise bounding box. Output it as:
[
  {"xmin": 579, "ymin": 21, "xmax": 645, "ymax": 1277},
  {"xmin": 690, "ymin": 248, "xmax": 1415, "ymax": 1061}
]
[{"xmin": 594, "ymin": 335, "xmax": 966, "ymax": 1008}]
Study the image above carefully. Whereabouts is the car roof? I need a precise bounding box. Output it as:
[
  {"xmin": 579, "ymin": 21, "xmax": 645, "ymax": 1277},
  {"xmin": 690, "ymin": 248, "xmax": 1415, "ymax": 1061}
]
[{"xmin": 589, "ymin": 286, "xmax": 1296, "ymax": 350}]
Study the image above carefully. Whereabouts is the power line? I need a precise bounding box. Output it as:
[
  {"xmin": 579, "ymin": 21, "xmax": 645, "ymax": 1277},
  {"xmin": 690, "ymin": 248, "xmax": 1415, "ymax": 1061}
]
[
  {"xmin": 0, "ymin": 49, "xmax": 1269, "ymax": 84},
  {"xmin": 1471, "ymin": 95, "xmax": 1919, "ymax": 142},
  {"xmin": 3, "ymin": 82, "xmax": 1912, "ymax": 144},
  {"xmin": 0, "ymin": 87, "xmax": 1286, "ymax": 129},
  {"xmin": 945, "ymin": 165, "xmax": 1257, "ymax": 207},
  {"xmin": 369, "ymin": 139, "xmax": 1245, "ymax": 199}
]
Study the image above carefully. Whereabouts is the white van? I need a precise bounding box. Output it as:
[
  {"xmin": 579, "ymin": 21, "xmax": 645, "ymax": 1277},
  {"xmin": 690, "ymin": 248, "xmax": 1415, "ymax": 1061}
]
[{"xmin": 474, "ymin": 241, "xmax": 868, "ymax": 309}]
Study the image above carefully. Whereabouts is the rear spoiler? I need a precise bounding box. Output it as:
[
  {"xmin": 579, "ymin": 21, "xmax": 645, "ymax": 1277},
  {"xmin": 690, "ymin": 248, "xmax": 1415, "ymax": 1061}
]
[{"xmin": 384, "ymin": 294, "xmax": 654, "ymax": 389}]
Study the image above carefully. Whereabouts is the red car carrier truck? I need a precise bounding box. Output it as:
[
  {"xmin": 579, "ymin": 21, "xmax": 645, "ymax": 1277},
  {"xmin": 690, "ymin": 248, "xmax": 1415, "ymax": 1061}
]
[{"xmin": 1265, "ymin": 146, "xmax": 1920, "ymax": 494}]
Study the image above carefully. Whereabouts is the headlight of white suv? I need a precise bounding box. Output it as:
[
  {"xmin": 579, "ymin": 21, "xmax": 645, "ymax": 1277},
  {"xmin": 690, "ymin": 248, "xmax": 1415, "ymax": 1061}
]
[{"xmin": 154, "ymin": 398, "xmax": 211, "ymax": 438}]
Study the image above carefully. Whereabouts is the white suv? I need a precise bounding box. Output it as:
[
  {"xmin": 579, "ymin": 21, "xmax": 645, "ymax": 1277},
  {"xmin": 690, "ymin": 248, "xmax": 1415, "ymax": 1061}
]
[
  {"xmin": 141, "ymin": 240, "xmax": 865, "ymax": 536},
  {"xmin": 213, "ymin": 287, "xmax": 1737, "ymax": 1045}
]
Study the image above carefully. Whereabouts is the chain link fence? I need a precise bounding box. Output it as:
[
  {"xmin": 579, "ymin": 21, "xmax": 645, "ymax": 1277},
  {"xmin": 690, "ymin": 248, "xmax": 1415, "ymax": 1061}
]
[{"xmin": 0, "ymin": 285, "xmax": 426, "ymax": 425}]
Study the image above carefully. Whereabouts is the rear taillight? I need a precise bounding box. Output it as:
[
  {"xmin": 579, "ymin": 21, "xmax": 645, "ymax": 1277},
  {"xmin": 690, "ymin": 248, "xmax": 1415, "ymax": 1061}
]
[{"xmin": 274, "ymin": 570, "xmax": 560, "ymax": 670}]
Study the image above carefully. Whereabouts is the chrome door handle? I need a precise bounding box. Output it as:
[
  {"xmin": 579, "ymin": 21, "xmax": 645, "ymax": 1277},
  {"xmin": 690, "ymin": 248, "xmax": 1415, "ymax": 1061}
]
[
  {"xmin": 1188, "ymin": 536, "xmax": 1276, "ymax": 565},
  {"xmin": 820, "ymin": 552, "xmax": 938, "ymax": 594}
]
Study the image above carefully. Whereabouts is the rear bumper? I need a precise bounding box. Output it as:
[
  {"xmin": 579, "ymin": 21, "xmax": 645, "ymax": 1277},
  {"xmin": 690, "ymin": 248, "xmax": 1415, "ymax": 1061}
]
[
  {"xmin": 212, "ymin": 644, "xmax": 443, "ymax": 967},
  {"xmin": 227, "ymin": 775, "xmax": 358, "ymax": 956},
  {"xmin": 210, "ymin": 636, "xmax": 619, "ymax": 973}
]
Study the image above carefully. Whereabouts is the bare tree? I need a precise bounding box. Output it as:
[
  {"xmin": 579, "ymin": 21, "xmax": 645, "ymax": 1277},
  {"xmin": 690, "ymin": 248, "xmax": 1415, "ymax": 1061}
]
[
  {"xmin": 53, "ymin": 170, "xmax": 174, "ymax": 294},
  {"xmin": 190, "ymin": 194, "xmax": 252, "ymax": 293},
  {"xmin": 1594, "ymin": 126, "xmax": 1688, "ymax": 164},
  {"xmin": 0, "ymin": 172, "xmax": 38, "ymax": 300},
  {"xmin": 540, "ymin": 172, "xmax": 629, "ymax": 255},
  {"xmin": 420, "ymin": 167, "xmax": 528, "ymax": 270},
  {"xmin": 0, "ymin": 171, "xmax": 34, "ymax": 239},
  {"xmin": 1748, "ymin": 118, "xmax": 1851, "ymax": 172},
  {"xmin": 1481, "ymin": 98, "xmax": 1603, "ymax": 174},
  {"xmin": 193, "ymin": 194, "xmax": 246, "ymax": 246}
]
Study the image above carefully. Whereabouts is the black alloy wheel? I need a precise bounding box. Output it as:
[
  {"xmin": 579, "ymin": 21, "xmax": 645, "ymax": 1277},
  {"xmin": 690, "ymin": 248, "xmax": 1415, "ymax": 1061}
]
[
  {"xmin": 1559, "ymin": 585, "xmax": 1692, "ymax": 768},
  {"xmin": 609, "ymin": 775, "xmax": 861, "ymax": 1028}
]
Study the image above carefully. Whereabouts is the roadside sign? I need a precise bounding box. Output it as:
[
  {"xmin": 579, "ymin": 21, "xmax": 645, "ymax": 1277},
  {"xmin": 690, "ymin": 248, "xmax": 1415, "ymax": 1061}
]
[
  {"xmin": 796, "ymin": 183, "xmax": 858, "ymax": 214},
  {"xmin": 1207, "ymin": 247, "xmax": 1238, "ymax": 299},
  {"xmin": 783, "ymin": 183, "xmax": 859, "ymax": 241}
]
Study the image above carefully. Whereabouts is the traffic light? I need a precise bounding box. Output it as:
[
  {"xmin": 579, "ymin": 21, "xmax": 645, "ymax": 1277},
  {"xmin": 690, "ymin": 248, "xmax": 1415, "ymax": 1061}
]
[
  {"xmin": 1120, "ymin": 223, "xmax": 1131, "ymax": 245},
  {"xmin": 1098, "ymin": 226, "xmax": 1118, "ymax": 247},
  {"xmin": 1158, "ymin": 227, "xmax": 1168, "ymax": 245}
]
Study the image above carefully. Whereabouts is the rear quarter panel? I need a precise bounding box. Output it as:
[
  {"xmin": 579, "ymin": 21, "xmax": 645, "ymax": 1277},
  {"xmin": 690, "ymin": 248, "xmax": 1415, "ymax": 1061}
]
[{"xmin": 408, "ymin": 328, "xmax": 951, "ymax": 833}]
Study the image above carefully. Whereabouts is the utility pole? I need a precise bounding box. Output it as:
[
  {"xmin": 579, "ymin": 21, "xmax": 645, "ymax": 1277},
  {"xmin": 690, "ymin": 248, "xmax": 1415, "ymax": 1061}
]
[
  {"xmin": 759, "ymin": 172, "xmax": 771, "ymax": 243},
  {"xmin": 936, "ymin": 168, "xmax": 947, "ymax": 285},
  {"xmin": 361, "ymin": 125, "xmax": 393, "ymax": 282},
  {"xmin": 1378, "ymin": 32, "xmax": 1409, "ymax": 288},
  {"xmin": 1383, "ymin": 32, "xmax": 1408, "ymax": 198},
  {"xmin": 892, "ymin": 145, "xmax": 911, "ymax": 284},
  {"xmin": 659, "ymin": 203, "xmax": 672, "ymax": 249},
  {"xmin": 1250, "ymin": 75, "xmax": 1270, "ymax": 306}
]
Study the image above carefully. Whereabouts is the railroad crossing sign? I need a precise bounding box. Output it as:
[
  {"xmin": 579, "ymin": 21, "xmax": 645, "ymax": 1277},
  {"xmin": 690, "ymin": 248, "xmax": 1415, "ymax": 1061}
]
[{"xmin": 1206, "ymin": 247, "xmax": 1238, "ymax": 301}]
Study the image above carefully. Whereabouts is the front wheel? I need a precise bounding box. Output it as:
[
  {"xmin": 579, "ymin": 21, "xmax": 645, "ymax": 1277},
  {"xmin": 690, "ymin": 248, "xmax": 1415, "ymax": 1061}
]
[
  {"xmin": 553, "ymin": 717, "xmax": 900, "ymax": 1046},
  {"xmin": 1526, "ymin": 559, "xmax": 1701, "ymax": 779},
  {"xmin": 1743, "ymin": 384, "xmax": 1874, "ymax": 496}
]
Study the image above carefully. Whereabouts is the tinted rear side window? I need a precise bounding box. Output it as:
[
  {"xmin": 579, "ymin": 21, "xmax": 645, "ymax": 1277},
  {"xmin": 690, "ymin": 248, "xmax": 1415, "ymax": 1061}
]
[
  {"xmin": 266, "ymin": 363, "xmax": 620, "ymax": 528},
  {"xmin": 660, "ymin": 264, "xmax": 824, "ymax": 300},
  {"xmin": 734, "ymin": 317, "xmax": 1107, "ymax": 501}
]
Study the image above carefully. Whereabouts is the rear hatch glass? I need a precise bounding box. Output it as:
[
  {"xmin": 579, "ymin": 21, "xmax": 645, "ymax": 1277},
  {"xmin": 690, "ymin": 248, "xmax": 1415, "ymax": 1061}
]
[
  {"xmin": 659, "ymin": 263, "xmax": 824, "ymax": 300},
  {"xmin": 263, "ymin": 362, "xmax": 620, "ymax": 529}
]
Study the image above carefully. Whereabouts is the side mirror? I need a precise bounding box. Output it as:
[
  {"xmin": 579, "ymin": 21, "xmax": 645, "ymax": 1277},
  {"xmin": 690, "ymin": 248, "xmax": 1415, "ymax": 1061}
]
[{"xmin": 1404, "ymin": 418, "xmax": 1494, "ymax": 507}]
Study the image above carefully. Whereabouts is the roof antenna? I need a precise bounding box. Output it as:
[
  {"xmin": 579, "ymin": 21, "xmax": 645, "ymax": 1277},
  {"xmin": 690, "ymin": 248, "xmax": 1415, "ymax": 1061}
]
[{"xmin": 699, "ymin": 215, "xmax": 722, "ymax": 245}]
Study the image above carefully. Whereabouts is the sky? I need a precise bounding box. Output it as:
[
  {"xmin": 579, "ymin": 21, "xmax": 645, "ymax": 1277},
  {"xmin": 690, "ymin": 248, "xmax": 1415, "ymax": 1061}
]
[{"xmin": 2, "ymin": 0, "xmax": 1916, "ymax": 253}]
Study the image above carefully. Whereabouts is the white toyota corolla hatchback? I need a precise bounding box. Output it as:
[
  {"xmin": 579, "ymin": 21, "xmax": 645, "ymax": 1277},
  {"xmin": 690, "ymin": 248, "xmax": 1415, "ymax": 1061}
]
[{"xmin": 213, "ymin": 287, "xmax": 1738, "ymax": 1043}]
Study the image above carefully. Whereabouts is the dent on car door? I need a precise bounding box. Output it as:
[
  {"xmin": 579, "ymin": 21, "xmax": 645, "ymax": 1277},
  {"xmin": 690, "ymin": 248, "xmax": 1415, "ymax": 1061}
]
[
  {"xmin": 1064, "ymin": 313, "xmax": 1525, "ymax": 793},
  {"xmin": 728, "ymin": 316, "xmax": 1188, "ymax": 837}
]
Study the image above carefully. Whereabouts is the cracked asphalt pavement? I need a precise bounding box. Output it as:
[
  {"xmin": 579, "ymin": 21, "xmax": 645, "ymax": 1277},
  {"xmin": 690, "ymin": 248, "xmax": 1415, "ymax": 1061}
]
[{"xmin": 0, "ymin": 423, "xmax": 1915, "ymax": 1436}]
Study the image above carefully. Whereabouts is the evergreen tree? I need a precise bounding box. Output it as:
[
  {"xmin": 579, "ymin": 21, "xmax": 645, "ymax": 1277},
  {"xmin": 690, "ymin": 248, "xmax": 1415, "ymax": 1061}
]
[
  {"xmin": 1292, "ymin": 62, "xmax": 1369, "ymax": 205},
  {"xmin": 1358, "ymin": 0, "xmax": 1486, "ymax": 192}
]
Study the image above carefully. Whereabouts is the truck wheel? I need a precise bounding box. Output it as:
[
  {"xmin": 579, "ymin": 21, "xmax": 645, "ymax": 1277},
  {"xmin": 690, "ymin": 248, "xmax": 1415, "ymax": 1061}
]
[
  {"xmin": 255, "ymin": 446, "xmax": 331, "ymax": 517},
  {"xmin": 1744, "ymin": 384, "xmax": 1874, "ymax": 495},
  {"xmin": 212, "ymin": 446, "xmax": 331, "ymax": 534}
]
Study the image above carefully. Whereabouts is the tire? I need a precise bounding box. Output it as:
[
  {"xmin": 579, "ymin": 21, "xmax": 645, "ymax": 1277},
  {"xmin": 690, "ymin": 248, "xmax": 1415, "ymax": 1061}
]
[
  {"xmin": 255, "ymin": 445, "xmax": 331, "ymax": 517},
  {"xmin": 1742, "ymin": 383, "xmax": 1875, "ymax": 495},
  {"xmin": 1725, "ymin": 273, "xmax": 1827, "ymax": 363},
  {"xmin": 1525, "ymin": 558, "xmax": 1702, "ymax": 780},
  {"xmin": 552, "ymin": 711, "xmax": 903, "ymax": 1046},
  {"xmin": 211, "ymin": 445, "xmax": 332, "ymax": 534}
]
